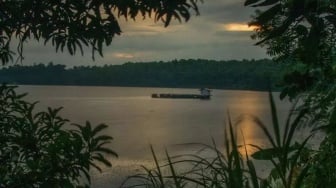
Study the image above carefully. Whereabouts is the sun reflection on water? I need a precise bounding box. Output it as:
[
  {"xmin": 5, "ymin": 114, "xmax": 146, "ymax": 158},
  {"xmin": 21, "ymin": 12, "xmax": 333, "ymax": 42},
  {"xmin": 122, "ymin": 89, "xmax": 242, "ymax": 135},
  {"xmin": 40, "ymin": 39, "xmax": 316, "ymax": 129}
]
[{"xmin": 225, "ymin": 91, "xmax": 271, "ymax": 156}]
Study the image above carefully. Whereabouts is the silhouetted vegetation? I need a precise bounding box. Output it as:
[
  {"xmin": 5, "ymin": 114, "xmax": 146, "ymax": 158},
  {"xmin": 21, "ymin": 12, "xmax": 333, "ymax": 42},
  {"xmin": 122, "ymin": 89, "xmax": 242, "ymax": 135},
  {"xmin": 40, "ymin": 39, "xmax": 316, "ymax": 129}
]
[
  {"xmin": 2, "ymin": 0, "xmax": 335, "ymax": 186},
  {"xmin": 0, "ymin": 0, "xmax": 200, "ymax": 64},
  {"xmin": 122, "ymin": 0, "xmax": 336, "ymax": 187},
  {"xmin": 0, "ymin": 84, "xmax": 117, "ymax": 187},
  {"xmin": 248, "ymin": 0, "xmax": 336, "ymax": 186},
  {"xmin": 122, "ymin": 93, "xmax": 313, "ymax": 188},
  {"xmin": 1, "ymin": 0, "xmax": 202, "ymax": 186},
  {"xmin": 0, "ymin": 59, "xmax": 284, "ymax": 91}
]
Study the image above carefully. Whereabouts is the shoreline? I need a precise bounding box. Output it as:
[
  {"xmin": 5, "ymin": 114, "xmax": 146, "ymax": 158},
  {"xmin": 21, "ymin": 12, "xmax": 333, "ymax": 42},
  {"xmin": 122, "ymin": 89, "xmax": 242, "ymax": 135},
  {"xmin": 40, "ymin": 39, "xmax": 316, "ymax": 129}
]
[{"xmin": 11, "ymin": 83, "xmax": 282, "ymax": 92}]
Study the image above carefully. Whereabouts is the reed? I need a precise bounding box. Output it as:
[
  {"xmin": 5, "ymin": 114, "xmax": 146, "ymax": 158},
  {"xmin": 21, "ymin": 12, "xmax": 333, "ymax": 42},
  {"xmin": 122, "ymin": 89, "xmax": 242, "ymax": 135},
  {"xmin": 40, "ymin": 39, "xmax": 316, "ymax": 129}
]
[{"xmin": 121, "ymin": 92, "xmax": 314, "ymax": 188}]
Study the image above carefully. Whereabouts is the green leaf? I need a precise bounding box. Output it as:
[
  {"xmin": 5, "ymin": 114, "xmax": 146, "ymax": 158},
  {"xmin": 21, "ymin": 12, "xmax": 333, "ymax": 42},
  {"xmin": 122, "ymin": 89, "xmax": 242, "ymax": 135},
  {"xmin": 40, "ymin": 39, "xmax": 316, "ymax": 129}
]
[
  {"xmin": 245, "ymin": 0, "xmax": 263, "ymax": 6},
  {"xmin": 268, "ymin": 92, "xmax": 281, "ymax": 147},
  {"xmin": 251, "ymin": 147, "xmax": 282, "ymax": 160},
  {"xmin": 256, "ymin": 16, "xmax": 294, "ymax": 45},
  {"xmin": 252, "ymin": 0, "xmax": 279, "ymax": 7},
  {"xmin": 295, "ymin": 25, "xmax": 308, "ymax": 36},
  {"xmin": 94, "ymin": 135, "xmax": 113, "ymax": 142},
  {"xmin": 246, "ymin": 160, "xmax": 259, "ymax": 188},
  {"xmin": 95, "ymin": 147, "xmax": 118, "ymax": 157},
  {"xmin": 165, "ymin": 149, "xmax": 181, "ymax": 188},
  {"xmin": 249, "ymin": 4, "xmax": 282, "ymax": 26},
  {"xmin": 91, "ymin": 124, "xmax": 108, "ymax": 137},
  {"xmin": 252, "ymin": 143, "xmax": 301, "ymax": 160},
  {"xmin": 325, "ymin": 15, "xmax": 336, "ymax": 27},
  {"xmin": 149, "ymin": 145, "xmax": 164, "ymax": 186},
  {"xmin": 92, "ymin": 154, "xmax": 112, "ymax": 167}
]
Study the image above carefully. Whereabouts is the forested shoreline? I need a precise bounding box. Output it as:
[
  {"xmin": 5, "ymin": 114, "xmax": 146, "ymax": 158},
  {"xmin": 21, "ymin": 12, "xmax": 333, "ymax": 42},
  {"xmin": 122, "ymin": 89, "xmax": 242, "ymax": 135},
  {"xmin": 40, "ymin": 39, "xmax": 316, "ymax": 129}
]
[{"xmin": 0, "ymin": 59, "xmax": 284, "ymax": 90}]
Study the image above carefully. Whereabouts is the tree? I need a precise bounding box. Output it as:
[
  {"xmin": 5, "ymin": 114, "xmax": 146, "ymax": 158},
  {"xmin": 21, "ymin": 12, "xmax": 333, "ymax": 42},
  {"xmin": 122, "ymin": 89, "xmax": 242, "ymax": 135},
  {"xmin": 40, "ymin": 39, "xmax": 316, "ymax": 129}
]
[
  {"xmin": 245, "ymin": 0, "xmax": 336, "ymax": 186},
  {"xmin": 0, "ymin": 0, "xmax": 201, "ymax": 64},
  {"xmin": 245, "ymin": 0, "xmax": 336, "ymax": 119}
]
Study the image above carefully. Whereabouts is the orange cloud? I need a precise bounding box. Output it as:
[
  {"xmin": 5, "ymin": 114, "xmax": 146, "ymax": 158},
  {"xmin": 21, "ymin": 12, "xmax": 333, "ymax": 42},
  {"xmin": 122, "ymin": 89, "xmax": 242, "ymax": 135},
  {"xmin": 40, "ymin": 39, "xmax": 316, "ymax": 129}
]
[
  {"xmin": 113, "ymin": 53, "xmax": 135, "ymax": 59},
  {"xmin": 222, "ymin": 23, "xmax": 258, "ymax": 32}
]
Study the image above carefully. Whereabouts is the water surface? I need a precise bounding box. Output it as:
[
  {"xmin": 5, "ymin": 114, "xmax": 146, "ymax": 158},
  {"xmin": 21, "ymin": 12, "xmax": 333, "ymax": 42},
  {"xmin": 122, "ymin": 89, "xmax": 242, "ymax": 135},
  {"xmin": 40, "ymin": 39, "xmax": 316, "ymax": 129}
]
[{"xmin": 17, "ymin": 85, "xmax": 296, "ymax": 187}]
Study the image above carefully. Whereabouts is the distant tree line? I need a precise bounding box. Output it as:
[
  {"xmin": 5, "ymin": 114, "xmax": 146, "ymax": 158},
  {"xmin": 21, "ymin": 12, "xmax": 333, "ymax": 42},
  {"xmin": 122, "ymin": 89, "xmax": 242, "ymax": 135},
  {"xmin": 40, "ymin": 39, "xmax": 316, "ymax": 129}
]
[{"xmin": 0, "ymin": 59, "xmax": 285, "ymax": 91}]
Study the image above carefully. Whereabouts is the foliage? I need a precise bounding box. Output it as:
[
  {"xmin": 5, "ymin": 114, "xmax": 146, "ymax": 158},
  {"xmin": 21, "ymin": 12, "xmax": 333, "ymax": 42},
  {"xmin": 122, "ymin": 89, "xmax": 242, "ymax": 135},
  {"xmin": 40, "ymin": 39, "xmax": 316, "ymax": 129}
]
[
  {"xmin": 301, "ymin": 107, "xmax": 336, "ymax": 187},
  {"xmin": 0, "ymin": 0, "xmax": 201, "ymax": 64},
  {"xmin": 246, "ymin": 1, "xmax": 336, "ymax": 186},
  {"xmin": 303, "ymin": 134, "xmax": 336, "ymax": 187},
  {"xmin": 122, "ymin": 122, "xmax": 261, "ymax": 188},
  {"xmin": 242, "ymin": 93, "xmax": 312, "ymax": 188},
  {"xmin": 245, "ymin": 0, "xmax": 336, "ymax": 120},
  {"xmin": 0, "ymin": 59, "xmax": 284, "ymax": 91},
  {"xmin": 122, "ymin": 93, "xmax": 313, "ymax": 188},
  {"xmin": 245, "ymin": 0, "xmax": 336, "ymax": 68},
  {"xmin": 0, "ymin": 84, "xmax": 117, "ymax": 187}
]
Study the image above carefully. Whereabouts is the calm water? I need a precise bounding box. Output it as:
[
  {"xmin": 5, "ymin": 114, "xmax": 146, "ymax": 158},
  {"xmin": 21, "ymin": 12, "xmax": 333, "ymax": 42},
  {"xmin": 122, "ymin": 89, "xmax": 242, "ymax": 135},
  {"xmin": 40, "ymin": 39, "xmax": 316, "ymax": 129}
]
[{"xmin": 17, "ymin": 85, "xmax": 297, "ymax": 187}]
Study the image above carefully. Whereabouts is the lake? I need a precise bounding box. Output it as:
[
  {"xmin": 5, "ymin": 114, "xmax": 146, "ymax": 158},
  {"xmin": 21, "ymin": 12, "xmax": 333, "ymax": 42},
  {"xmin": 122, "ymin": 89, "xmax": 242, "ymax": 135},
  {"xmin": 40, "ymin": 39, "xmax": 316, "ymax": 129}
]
[{"xmin": 17, "ymin": 85, "xmax": 304, "ymax": 187}]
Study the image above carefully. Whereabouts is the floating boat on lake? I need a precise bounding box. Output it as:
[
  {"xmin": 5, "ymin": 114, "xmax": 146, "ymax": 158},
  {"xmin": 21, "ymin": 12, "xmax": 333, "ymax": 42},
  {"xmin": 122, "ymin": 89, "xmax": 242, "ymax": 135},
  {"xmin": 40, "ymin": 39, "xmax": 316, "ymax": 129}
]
[{"xmin": 151, "ymin": 88, "xmax": 211, "ymax": 100}]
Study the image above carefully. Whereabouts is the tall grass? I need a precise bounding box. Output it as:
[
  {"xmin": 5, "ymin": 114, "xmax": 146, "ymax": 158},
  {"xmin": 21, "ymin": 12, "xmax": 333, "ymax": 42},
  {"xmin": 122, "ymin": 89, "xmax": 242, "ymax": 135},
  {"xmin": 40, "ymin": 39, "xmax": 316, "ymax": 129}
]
[{"xmin": 121, "ymin": 92, "xmax": 314, "ymax": 188}]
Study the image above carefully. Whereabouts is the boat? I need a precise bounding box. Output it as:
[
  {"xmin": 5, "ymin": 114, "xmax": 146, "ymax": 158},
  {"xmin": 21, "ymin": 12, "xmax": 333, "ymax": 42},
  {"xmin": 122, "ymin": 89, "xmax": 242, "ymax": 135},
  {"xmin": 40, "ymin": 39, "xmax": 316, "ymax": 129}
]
[{"xmin": 151, "ymin": 88, "xmax": 211, "ymax": 100}]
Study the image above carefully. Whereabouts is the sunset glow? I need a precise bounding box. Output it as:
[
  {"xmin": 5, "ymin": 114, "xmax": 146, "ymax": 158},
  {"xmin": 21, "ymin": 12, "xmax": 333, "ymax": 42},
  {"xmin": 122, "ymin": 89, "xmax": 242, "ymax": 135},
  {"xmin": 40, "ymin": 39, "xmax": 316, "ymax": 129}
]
[
  {"xmin": 20, "ymin": 1, "xmax": 269, "ymax": 66},
  {"xmin": 113, "ymin": 53, "xmax": 135, "ymax": 59},
  {"xmin": 223, "ymin": 23, "xmax": 258, "ymax": 31}
]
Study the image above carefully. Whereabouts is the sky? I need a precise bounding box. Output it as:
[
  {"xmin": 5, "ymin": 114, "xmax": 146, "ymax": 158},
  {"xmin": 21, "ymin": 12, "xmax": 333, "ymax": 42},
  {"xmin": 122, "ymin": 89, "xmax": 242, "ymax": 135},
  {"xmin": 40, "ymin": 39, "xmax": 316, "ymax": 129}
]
[{"xmin": 19, "ymin": 0, "xmax": 268, "ymax": 67}]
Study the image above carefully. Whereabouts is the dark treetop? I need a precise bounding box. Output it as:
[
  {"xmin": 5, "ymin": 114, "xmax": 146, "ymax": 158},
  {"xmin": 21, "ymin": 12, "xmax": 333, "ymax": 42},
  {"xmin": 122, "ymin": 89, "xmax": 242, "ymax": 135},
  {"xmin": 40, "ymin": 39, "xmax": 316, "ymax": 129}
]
[
  {"xmin": 0, "ymin": 59, "xmax": 284, "ymax": 91},
  {"xmin": 0, "ymin": 0, "xmax": 201, "ymax": 64}
]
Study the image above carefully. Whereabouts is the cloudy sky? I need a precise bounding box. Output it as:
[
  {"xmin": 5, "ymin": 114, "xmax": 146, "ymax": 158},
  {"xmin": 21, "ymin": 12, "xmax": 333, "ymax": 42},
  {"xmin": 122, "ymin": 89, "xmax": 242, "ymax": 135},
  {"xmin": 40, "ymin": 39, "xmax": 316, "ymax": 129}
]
[{"xmin": 20, "ymin": 0, "xmax": 268, "ymax": 67}]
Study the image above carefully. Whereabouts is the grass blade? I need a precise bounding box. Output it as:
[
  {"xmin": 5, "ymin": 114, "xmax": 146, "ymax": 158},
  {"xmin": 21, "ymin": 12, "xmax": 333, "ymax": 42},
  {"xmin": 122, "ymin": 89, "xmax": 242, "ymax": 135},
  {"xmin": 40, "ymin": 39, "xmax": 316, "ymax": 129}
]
[
  {"xmin": 269, "ymin": 92, "xmax": 281, "ymax": 147},
  {"xmin": 165, "ymin": 149, "xmax": 181, "ymax": 188},
  {"xmin": 150, "ymin": 145, "xmax": 165, "ymax": 187}
]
